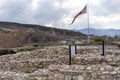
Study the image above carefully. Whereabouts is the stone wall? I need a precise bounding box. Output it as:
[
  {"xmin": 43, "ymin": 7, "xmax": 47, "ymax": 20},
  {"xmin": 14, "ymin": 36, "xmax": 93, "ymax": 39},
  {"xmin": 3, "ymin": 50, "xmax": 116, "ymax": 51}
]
[
  {"xmin": 0, "ymin": 56, "xmax": 69, "ymax": 73},
  {"xmin": 0, "ymin": 45, "xmax": 119, "ymax": 80},
  {"xmin": 0, "ymin": 65, "xmax": 119, "ymax": 80},
  {"xmin": 72, "ymin": 54, "xmax": 120, "ymax": 66},
  {"xmin": 37, "ymin": 65, "xmax": 120, "ymax": 80}
]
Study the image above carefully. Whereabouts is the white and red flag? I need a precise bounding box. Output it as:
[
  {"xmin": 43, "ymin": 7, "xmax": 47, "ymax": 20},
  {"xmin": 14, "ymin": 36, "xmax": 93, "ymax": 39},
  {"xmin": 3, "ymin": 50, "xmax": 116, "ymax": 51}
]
[{"xmin": 70, "ymin": 5, "xmax": 87, "ymax": 25}]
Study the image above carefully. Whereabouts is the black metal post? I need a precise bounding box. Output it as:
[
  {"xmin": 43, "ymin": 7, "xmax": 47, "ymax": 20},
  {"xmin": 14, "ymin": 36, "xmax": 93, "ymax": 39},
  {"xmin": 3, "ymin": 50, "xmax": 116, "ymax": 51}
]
[
  {"xmin": 69, "ymin": 45, "xmax": 71, "ymax": 65},
  {"xmin": 75, "ymin": 45, "xmax": 77, "ymax": 54},
  {"xmin": 102, "ymin": 40, "xmax": 105, "ymax": 56}
]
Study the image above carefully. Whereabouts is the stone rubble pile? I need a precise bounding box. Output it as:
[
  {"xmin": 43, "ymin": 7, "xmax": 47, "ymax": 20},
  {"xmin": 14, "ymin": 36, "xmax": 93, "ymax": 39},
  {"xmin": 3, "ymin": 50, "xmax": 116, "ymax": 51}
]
[
  {"xmin": 72, "ymin": 54, "xmax": 120, "ymax": 66},
  {"xmin": 0, "ymin": 71, "xmax": 30, "ymax": 80},
  {"xmin": 0, "ymin": 69, "xmax": 49, "ymax": 80},
  {"xmin": 0, "ymin": 46, "xmax": 69, "ymax": 73},
  {"xmin": 0, "ymin": 47, "xmax": 68, "ymax": 62},
  {"xmin": 47, "ymin": 65, "xmax": 120, "ymax": 80},
  {"xmin": 0, "ymin": 45, "xmax": 119, "ymax": 80}
]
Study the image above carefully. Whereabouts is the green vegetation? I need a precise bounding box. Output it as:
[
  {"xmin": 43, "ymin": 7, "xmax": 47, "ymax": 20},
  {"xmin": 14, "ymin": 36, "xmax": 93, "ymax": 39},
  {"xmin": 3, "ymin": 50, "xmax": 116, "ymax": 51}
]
[
  {"xmin": 0, "ymin": 48, "xmax": 4, "ymax": 50},
  {"xmin": 93, "ymin": 37, "xmax": 103, "ymax": 42},
  {"xmin": 18, "ymin": 47, "xmax": 34, "ymax": 52},
  {"xmin": 0, "ymin": 28, "xmax": 12, "ymax": 32}
]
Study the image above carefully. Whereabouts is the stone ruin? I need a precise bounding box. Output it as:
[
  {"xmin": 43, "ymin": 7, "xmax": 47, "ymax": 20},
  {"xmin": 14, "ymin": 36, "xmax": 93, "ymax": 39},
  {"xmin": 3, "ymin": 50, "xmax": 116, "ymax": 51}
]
[{"xmin": 0, "ymin": 45, "xmax": 119, "ymax": 80}]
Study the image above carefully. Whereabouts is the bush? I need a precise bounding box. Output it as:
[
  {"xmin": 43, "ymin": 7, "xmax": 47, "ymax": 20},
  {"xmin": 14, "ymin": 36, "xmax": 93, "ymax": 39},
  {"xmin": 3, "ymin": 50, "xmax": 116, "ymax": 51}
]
[{"xmin": 93, "ymin": 37, "xmax": 103, "ymax": 42}]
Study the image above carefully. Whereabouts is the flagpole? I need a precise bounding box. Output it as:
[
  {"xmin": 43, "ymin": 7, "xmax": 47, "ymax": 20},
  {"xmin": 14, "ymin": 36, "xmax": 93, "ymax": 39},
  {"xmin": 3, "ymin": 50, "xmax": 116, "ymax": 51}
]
[{"xmin": 87, "ymin": 0, "xmax": 90, "ymax": 44}]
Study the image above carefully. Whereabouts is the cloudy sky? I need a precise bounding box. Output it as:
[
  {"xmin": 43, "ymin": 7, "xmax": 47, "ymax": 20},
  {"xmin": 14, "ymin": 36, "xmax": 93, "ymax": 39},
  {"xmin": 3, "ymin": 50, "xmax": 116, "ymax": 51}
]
[{"xmin": 0, "ymin": 0, "xmax": 120, "ymax": 29}]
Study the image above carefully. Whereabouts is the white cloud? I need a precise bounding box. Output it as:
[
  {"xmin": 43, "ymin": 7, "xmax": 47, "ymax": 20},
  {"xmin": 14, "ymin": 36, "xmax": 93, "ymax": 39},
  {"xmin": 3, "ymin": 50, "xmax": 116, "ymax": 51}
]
[
  {"xmin": 0, "ymin": 0, "xmax": 119, "ymax": 29},
  {"xmin": 61, "ymin": 0, "xmax": 86, "ymax": 9},
  {"xmin": 90, "ymin": 14, "xmax": 120, "ymax": 29},
  {"xmin": 44, "ymin": 23, "xmax": 53, "ymax": 27},
  {"xmin": 89, "ymin": 0, "xmax": 101, "ymax": 5},
  {"xmin": 0, "ymin": 0, "xmax": 8, "ymax": 6},
  {"xmin": 31, "ymin": 0, "xmax": 40, "ymax": 10}
]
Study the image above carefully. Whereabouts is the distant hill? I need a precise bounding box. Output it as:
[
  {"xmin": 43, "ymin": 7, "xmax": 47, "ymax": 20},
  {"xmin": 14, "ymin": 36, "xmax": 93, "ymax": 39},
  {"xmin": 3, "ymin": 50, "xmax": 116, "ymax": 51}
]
[
  {"xmin": 0, "ymin": 21, "xmax": 86, "ymax": 48},
  {"xmin": 76, "ymin": 28, "xmax": 120, "ymax": 36}
]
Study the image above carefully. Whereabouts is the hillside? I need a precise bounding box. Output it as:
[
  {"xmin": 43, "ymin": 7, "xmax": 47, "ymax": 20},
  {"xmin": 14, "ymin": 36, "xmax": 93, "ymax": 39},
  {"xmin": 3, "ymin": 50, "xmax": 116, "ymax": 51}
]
[{"xmin": 0, "ymin": 21, "xmax": 86, "ymax": 48}]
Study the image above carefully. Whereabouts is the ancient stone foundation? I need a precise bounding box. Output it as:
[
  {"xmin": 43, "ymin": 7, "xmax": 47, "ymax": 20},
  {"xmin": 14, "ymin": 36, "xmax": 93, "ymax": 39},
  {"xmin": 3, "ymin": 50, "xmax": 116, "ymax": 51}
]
[
  {"xmin": 0, "ymin": 46, "xmax": 119, "ymax": 80},
  {"xmin": 34, "ymin": 65, "xmax": 120, "ymax": 80},
  {"xmin": 0, "ymin": 65, "xmax": 119, "ymax": 80}
]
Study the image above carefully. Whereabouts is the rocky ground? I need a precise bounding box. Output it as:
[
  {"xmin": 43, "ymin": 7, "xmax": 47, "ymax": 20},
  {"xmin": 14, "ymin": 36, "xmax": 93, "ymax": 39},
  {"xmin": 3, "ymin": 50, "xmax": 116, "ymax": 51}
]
[{"xmin": 0, "ymin": 45, "xmax": 119, "ymax": 80}]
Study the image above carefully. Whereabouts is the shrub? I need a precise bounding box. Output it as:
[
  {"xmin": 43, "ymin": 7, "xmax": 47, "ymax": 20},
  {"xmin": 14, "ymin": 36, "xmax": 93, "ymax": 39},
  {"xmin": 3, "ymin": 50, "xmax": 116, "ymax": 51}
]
[{"xmin": 93, "ymin": 37, "xmax": 103, "ymax": 42}]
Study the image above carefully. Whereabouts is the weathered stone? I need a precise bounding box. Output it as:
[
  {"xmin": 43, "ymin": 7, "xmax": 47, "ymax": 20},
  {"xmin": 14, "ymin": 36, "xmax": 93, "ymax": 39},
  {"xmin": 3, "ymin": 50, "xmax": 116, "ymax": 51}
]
[
  {"xmin": 117, "ymin": 62, "xmax": 120, "ymax": 66},
  {"xmin": 37, "ymin": 77, "xmax": 47, "ymax": 80},
  {"xmin": 105, "ymin": 57, "xmax": 112, "ymax": 62},
  {"xmin": 114, "ymin": 67, "xmax": 120, "ymax": 71},
  {"xmin": 104, "ymin": 65, "xmax": 113, "ymax": 71},
  {"xmin": 79, "ymin": 66, "xmax": 85, "ymax": 70},
  {"xmin": 87, "ymin": 67, "xmax": 91, "ymax": 70},
  {"xmin": 102, "ymin": 71, "xmax": 110, "ymax": 74},
  {"xmin": 65, "ymin": 75, "xmax": 72, "ymax": 80},
  {"xmin": 100, "ymin": 67, "xmax": 105, "ymax": 72},
  {"xmin": 110, "ymin": 71, "xmax": 117, "ymax": 74},
  {"xmin": 77, "ymin": 76, "xmax": 84, "ymax": 80},
  {"xmin": 54, "ymin": 73, "xmax": 64, "ymax": 79}
]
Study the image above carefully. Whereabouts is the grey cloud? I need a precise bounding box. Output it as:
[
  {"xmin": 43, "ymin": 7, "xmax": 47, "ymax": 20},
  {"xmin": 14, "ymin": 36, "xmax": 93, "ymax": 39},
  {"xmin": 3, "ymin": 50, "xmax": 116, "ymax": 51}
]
[
  {"xmin": 31, "ymin": 0, "xmax": 69, "ymax": 25},
  {"xmin": 0, "ymin": 0, "xmax": 31, "ymax": 22},
  {"xmin": 88, "ymin": 0, "xmax": 120, "ymax": 29},
  {"xmin": 91, "ymin": 0, "xmax": 120, "ymax": 16},
  {"xmin": 0, "ymin": 0, "xmax": 119, "ymax": 29},
  {"xmin": 0, "ymin": 0, "xmax": 69, "ymax": 26}
]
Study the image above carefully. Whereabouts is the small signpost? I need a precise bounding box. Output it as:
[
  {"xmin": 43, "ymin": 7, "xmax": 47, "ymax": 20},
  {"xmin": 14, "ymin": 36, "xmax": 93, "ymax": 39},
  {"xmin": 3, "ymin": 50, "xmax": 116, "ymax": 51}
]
[{"xmin": 69, "ymin": 45, "xmax": 77, "ymax": 65}]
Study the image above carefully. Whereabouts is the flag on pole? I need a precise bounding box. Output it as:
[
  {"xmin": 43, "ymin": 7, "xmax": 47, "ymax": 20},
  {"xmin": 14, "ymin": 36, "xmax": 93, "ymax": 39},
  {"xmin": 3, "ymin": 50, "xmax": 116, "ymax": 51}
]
[{"xmin": 70, "ymin": 5, "xmax": 87, "ymax": 25}]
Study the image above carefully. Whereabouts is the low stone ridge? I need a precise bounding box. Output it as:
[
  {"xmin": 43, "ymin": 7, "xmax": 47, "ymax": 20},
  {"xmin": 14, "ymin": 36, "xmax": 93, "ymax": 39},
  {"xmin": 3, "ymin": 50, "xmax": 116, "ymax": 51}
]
[{"xmin": 0, "ymin": 45, "xmax": 119, "ymax": 80}]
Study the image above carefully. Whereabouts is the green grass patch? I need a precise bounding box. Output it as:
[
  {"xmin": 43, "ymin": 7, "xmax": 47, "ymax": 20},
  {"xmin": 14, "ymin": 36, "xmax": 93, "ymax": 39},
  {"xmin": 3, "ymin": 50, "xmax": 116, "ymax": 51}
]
[
  {"xmin": 0, "ymin": 28, "xmax": 12, "ymax": 31},
  {"xmin": 18, "ymin": 47, "xmax": 34, "ymax": 52}
]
